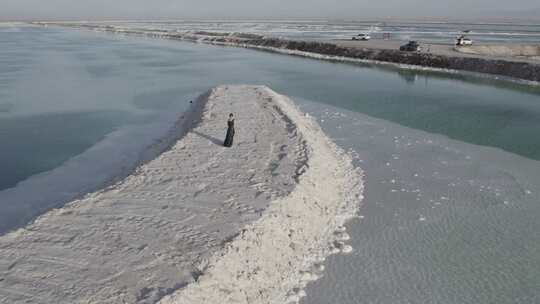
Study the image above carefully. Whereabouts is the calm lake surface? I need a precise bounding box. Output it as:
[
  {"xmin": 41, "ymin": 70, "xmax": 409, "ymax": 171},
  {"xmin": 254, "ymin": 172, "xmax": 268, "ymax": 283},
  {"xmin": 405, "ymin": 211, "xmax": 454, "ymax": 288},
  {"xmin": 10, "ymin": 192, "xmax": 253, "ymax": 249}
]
[{"xmin": 1, "ymin": 24, "xmax": 539, "ymax": 303}]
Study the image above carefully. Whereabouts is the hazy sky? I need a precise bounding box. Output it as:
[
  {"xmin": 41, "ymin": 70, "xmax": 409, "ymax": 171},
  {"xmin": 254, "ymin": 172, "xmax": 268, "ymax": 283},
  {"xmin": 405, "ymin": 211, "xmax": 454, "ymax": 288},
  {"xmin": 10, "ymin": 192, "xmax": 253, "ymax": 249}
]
[{"xmin": 1, "ymin": 0, "xmax": 539, "ymax": 20}]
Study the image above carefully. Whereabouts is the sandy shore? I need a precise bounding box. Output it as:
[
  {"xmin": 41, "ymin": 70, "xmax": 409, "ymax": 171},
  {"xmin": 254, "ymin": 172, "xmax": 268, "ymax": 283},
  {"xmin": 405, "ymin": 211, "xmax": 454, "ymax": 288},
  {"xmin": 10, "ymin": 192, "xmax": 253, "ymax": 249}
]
[{"xmin": 0, "ymin": 86, "xmax": 362, "ymax": 303}]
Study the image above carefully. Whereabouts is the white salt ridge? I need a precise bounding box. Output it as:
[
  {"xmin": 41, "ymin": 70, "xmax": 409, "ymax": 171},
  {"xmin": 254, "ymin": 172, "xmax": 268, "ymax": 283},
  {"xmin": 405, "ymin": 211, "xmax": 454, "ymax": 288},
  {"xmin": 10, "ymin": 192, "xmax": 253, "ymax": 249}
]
[
  {"xmin": 159, "ymin": 87, "xmax": 363, "ymax": 304},
  {"xmin": 0, "ymin": 86, "xmax": 363, "ymax": 304}
]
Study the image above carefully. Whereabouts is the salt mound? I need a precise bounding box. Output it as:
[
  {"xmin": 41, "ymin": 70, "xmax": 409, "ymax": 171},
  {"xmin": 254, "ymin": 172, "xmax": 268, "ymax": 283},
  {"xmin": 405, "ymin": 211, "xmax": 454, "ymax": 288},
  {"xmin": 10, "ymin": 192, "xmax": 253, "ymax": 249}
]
[
  {"xmin": 159, "ymin": 86, "xmax": 364, "ymax": 304},
  {"xmin": 0, "ymin": 86, "xmax": 305, "ymax": 303},
  {"xmin": 0, "ymin": 85, "xmax": 363, "ymax": 304}
]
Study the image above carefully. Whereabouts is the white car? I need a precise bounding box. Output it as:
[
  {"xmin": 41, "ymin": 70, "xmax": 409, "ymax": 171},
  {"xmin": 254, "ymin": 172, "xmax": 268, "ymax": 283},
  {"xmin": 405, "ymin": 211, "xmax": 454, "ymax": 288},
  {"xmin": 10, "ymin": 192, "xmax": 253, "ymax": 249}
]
[
  {"xmin": 456, "ymin": 36, "xmax": 473, "ymax": 46},
  {"xmin": 352, "ymin": 33, "xmax": 371, "ymax": 41}
]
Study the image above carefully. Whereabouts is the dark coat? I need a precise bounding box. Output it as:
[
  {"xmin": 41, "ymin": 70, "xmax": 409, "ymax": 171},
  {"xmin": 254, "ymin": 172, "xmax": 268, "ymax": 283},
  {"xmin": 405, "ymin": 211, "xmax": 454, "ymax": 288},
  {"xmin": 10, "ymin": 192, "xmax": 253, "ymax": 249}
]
[{"xmin": 224, "ymin": 119, "xmax": 235, "ymax": 147}]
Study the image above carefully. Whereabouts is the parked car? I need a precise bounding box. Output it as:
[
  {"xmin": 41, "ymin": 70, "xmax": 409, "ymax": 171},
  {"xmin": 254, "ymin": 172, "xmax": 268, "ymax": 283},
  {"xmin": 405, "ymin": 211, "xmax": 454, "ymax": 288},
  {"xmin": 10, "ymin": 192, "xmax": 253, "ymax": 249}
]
[
  {"xmin": 352, "ymin": 33, "xmax": 371, "ymax": 41},
  {"xmin": 399, "ymin": 41, "xmax": 421, "ymax": 52},
  {"xmin": 456, "ymin": 35, "xmax": 473, "ymax": 46}
]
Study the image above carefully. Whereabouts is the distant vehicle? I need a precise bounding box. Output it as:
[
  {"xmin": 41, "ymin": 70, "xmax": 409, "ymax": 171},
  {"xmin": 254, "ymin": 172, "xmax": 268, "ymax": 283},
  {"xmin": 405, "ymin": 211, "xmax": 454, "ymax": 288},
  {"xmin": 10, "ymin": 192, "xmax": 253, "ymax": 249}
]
[
  {"xmin": 352, "ymin": 33, "xmax": 371, "ymax": 41},
  {"xmin": 399, "ymin": 41, "xmax": 421, "ymax": 52},
  {"xmin": 456, "ymin": 35, "xmax": 473, "ymax": 46}
]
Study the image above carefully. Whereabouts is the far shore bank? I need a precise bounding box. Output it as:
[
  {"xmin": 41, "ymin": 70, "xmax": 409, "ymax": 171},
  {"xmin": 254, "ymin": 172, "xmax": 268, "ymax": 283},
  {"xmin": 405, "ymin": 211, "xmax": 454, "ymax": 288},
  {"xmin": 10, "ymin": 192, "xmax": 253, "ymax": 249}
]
[
  {"xmin": 331, "ymin": 39, "xmax": 540, "ymax": 64},
  {"xmin": 33, "ymin": 22, "xmax": 540, "ymax": 84}
]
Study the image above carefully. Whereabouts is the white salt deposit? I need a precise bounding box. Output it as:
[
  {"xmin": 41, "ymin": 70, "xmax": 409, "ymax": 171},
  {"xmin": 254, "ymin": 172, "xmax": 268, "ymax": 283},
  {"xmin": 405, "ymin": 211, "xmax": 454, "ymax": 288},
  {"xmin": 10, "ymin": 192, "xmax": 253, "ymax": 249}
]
[
  {"xmin": 0, "ymin": 86, "xmax": 363, "ymax": 304},
  {"xmin": 159, "ymin": 87, "xmax": 363, "ymax": 304}
]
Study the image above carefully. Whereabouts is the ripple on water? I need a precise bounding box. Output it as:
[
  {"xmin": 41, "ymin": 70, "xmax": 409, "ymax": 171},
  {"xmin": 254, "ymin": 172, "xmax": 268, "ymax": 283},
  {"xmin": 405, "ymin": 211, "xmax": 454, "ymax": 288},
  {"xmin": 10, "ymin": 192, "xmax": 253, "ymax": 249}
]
[{"xmin": 299, "ymin": 103, "xmax": 540, "ymax": 304}]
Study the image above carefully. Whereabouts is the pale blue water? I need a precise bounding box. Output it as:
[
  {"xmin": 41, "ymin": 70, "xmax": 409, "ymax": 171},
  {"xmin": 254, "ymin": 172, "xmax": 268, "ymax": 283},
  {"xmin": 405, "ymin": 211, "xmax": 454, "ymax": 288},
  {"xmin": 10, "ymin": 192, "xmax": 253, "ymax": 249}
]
[{"xmin": 1, "ymin": 25, "xmax": 540, "ymax": 303}]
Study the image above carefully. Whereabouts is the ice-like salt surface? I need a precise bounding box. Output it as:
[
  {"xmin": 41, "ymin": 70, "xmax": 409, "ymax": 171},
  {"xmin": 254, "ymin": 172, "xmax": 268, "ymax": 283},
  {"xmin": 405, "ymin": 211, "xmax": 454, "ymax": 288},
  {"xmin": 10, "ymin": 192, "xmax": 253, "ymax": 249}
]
[{"xmin": 0, "ymin": 86, "xmax": 363, "ymax": 304}]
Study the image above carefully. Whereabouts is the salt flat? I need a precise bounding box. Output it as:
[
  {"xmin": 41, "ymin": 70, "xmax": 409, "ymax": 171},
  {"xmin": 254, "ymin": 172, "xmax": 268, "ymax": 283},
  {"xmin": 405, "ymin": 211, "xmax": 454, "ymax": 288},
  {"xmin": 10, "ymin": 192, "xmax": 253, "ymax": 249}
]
[
  {"xmin": 160, "ymin": 87, "xmax": 362, "ymax": 304},
  {"xmin": 0, "ymin": 85, "xmax": 362, "ymax": 304},
  {"xmin": 0, "ymin": 86, "xmax": 304, "ymax": 303}
]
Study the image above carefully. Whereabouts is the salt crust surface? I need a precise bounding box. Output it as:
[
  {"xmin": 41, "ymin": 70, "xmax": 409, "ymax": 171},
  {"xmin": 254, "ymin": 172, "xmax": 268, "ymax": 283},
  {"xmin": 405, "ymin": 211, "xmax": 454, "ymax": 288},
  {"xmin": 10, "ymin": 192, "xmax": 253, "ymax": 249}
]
[
  {"xmin": 0, "ymin": 86, "xmax": 363, "ymax": 304},
  {"xmin": 160, "ymin": 86, "xmax": 363, "ymax": 304}
]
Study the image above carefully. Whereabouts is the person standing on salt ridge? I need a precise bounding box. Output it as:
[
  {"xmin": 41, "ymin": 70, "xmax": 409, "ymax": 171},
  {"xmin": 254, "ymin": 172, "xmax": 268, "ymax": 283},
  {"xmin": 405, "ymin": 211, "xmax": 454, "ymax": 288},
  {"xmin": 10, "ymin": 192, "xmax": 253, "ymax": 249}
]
[{"xmin": 223, "ymin": 113, "xmax": 235, "ymax": 147}]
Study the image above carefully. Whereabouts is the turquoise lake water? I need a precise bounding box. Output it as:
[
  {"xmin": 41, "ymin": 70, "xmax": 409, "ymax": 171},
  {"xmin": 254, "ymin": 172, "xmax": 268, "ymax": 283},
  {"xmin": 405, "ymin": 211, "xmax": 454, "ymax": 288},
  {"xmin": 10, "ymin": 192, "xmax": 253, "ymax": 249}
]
[{"xmin": 1, "ymin": 24, "xmax": 539, "ymax": 303}]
